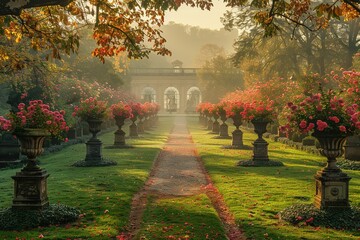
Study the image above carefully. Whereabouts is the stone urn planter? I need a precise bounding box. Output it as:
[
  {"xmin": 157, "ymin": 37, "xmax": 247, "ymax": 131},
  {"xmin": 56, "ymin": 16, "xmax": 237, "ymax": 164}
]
[
  {"xmin": 238, "ymin": 119, "xmax": 283, "ymax": 166},
  {"xmin": 73, "ymin": 118, "xmax": 116, "ymax": 167},
  {"xmin": 129, "ymin": 116, "xmax": 139, "ymax": 138},
  {"xmin": 85, "ymin": 119, "xmax": 103, "ymax": 162},
  {"xmin": 218, "ymin": 111, "xmax": 231, "ymax": 139},
  {"xmin": 12, "ymin": 128, "xmax": 50, "ymax": 209},
  {"xmin": 207, "ymin": 114, "xmax": 213, "ymax": 131},
  {"xmin": 201, "ymin": 113, "xmax": 207, "ymax": 127},
  {"xmin": 211, "ymin": 113, "xmax": 220, "ymax": 134},
  {"xmin": 312, "ymin": 133, "xmax": 351, "ymax": 209},
  {"xmin": 231, "ymin": 114, "xmax": 243, "ymax": 147},
  {"xmin": 137, "ymin": 115, "xmax": 145, "ymax": 134},
  {"xmin": 107, "ymin": 117, "xmax": 132, "ymax": 149}
]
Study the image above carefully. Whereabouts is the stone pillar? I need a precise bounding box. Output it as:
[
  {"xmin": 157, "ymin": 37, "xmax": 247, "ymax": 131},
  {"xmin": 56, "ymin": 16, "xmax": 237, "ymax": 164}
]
[
  {"xmin": 232, "ymin": 129, "xmax": 244, "ymax": 147},
  {"xmin": 314, "ymin": 170, "xmax": 351, "ymax": 209},
  {"xmin": 12, "ymin": 170, "xmax": 50, "ymax": 209}
]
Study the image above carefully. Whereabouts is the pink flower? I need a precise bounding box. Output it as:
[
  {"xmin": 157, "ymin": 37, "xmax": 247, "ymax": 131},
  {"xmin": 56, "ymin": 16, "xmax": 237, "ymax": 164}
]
[
  {"xmin": 307, "ymin": 123, "xmax": 315, "ymax": 131},
  {"xmin": 316, "ymin": 120, "xmax": 328, "ymax": 131},
  {"xmin": 299, "ymin": 120, "xmax": 307, "ymax": 129},
  {"xmin": 329, "ymin": 116, "xmax": 340, "ymax": 123},
  {"xmin": 339, "ymin": 126, "xmax": 347, "ymax": 132}
]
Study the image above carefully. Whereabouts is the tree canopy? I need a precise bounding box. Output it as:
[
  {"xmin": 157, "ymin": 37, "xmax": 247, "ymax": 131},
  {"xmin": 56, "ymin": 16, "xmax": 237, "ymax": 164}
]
[{"xmin": 1, "ymin": 0, "xmax": 360, "ymax": 65}]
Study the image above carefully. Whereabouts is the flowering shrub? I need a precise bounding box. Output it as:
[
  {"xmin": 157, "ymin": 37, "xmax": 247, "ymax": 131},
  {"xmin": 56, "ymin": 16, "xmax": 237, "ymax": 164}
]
[
  {"xmin": 214, "ymin": 101, "xmax": 228, "ymax": 118},
  {"xmin": 333, "ymin": 70, "xmax": 360, "ymax": 105},
  {"xmin": 244, "ymin": 100, "xmax": 276, "ymax": 121},
  {"xmin": 73, "ymin": 97, "xmax": 108, "ymax": 121},
  {"xmin": 224, "ymin": 101, "xmax": 245, "ymax": 119},
  {"xmin": 196, "ymin": 102, "xmax": 213, "ymax": 117},
  {"xmin": 110, "ymin": 102, "xmax": 133, "ymax": 119},
  {"xmin": 0, "ymin": 100, "xmax": 69, "ymax": 140},
  {"xmin": 283, "ymin": 90, "xmax": 360, "ymax": 136},
  {"xmin": 129, "ymin": 102, "xmax": 144, "ymax": 119}
]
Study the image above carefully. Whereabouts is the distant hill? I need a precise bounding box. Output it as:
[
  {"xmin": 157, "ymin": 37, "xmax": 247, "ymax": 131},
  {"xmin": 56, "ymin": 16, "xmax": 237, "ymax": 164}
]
[{"xmin": 130, "ymin": 22, "xmax": 238, "ymax": 68}]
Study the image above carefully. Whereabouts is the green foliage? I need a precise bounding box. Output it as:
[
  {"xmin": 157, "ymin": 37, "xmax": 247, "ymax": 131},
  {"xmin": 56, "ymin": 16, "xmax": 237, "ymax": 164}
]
[
  {"xmin": 279, "ymin": 204, "xmax": 360, "ymax": 230},
  {"xmin": 0, "ymin": 204, "xmax": 80, "ymax": 230},
  {"xmin": 302, "ymin": 136, "xmax": 316, "ymax": 146},
  {"xmin": 337, "ymin": 159, "xmax": 360, "ymax": 171}
]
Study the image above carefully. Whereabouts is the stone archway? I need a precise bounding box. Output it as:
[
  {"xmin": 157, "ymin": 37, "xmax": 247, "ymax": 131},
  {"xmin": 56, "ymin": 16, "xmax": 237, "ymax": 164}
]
[
  {"xmin": 185, "ymin": 87, "xmax": 201, "ymax": 113},
  {"xmin": 164, "ymin": 87, "xmax": 180, "ymax": 113},
  {"xmin": 141, "ymin": 87, "xmax": 156, "ymax": 103}
]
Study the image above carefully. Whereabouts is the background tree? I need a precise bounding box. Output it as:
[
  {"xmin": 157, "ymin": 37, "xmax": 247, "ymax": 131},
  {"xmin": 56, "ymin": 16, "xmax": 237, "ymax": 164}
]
[
  {"xmin": 222, "ymin": 5, "xmax": 360, "ymax": 86},
  {"xmin": 198, "ymin": 55, "xmax": 244, "ymax": 102}
]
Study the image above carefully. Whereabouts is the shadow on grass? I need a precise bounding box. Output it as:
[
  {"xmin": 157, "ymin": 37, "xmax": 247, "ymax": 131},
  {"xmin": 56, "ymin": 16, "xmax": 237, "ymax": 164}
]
[{"xmin": 138, "ymin": 195, "xmax": 227, "ymax": 239}]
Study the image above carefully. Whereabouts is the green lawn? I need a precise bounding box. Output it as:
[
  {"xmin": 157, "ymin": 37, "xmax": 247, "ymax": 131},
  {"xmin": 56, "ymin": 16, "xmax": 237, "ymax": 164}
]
[
  {"xmin": 137, "ymin": 194, "xmax": 226, "ymax": 240},
  {"xmin": 0, "ymin": 116, "xmax": 359, "ymax": 239},
  {"xmin": 0, "ymin": 117, "xmax": 174, "ymax": 239},
  {"xmin": 187, "ymin": 117, "xmax": 360, "ymax": 240}
]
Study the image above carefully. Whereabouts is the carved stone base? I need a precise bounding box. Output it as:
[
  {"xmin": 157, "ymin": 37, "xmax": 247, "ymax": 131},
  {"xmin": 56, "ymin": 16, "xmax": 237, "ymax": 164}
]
[
  {"xmin": 129, "ymin": 124, "xmax": 138, "ymax": 137},
  {"xmin": 12, "ymin": 170, "xmax": 49, "ymax": 210},
  {"xmin": 105, "ymin": 130, "xmax": 134, "ymax": 149},
  {"xmin": 212, "ymin": 122, "xmax": 220, "ymax": 134},
  {"xmin": 114, "ymin": 129, "xmax": 126, "ymax": 146},
  {"xmin": 207, "ymin": 119, "xmax": 213, "ymax": 130},
  {"xmin": 219, "ymin": 124, "xmax": 230, "ymax": 138},
  {"xmin": 314, "ymin": 170, "xmax": 351, "ymax": 209},
  {"xmin": 138, "ymin": 121, "xmax": 145, "ymax": 134},
  {"xmin": 85, "ymin": 139, "xmax": 103, "ymax": 162},
  {"xmin": 232, "ymin": 129, "xmax": 243, "ymax": 147},
  {"xmin": 252, "ymin": 139, "xmax": 269, "ymax": 161}
]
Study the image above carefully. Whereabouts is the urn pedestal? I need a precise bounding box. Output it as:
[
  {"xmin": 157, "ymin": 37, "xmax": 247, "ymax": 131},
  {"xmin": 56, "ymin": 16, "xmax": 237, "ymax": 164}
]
[
  {"xmin": 12, "ymin": 170, "xmax": 49, "ymax": 209},
  {"xmin": 251, "ymin": 120, "xmax": 269, "ymax": 161},
  {"xmin": 313, "ymin": 134, "xmax": 351, "ymax": 209},
  {"xmin": 85, "ymin": 119, "xmax": 103, "ymax": 163},
  {"xmin": 211, "ymin": 114, "xmax": 220, "ymax": 134},
  {"xmin": 218, "ymin": 112, "xmax": 231, "ymax": 139},
  {"xmin": 74, "ymin": 119, "xmax": 116, "ymax": 166},
  {"xmin": 12, "ymin": 128, "xmax": 50, "ymax": 209},
  {"xmin": 238, "ymin": 119, "xmax": 283, "ymax": 167},
  {"xmin": 114, "ymin": 117, "xmax": 126, "ymax": 146},
  {"xmin": 137, "ymin": 116, "xmax": 145, "ymax": 134},
  {"xmin": 207, "ymin": 115, "xmax": 213, "ymax": 131},
  {"xmin": 107, "ymin": 117, "xmax": 133, "ymax": 149},
  {"xmin": 231, "ymin": 114, "xmax": 244, "ymax": 147},
  {"xmin": 129, "ymin": 116, "xmax": 139, "ymax": 138}
]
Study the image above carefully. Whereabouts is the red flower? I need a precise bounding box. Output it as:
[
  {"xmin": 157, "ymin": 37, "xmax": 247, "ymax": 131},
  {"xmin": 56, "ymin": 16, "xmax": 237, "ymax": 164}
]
[
  {"xmin": 299, "ymin": 120, "xmax": 307, "ymax": 129},
  {"xmin": 329, "ymin": 116, "xmax": 340, "ymax": 123},
  {"xmin": 339, "ymin": 125, "xmax": 347, "ymax": 132},
  {"xmin": 316, "ymin": 120, "xmax": 328, "ymax": 131}
]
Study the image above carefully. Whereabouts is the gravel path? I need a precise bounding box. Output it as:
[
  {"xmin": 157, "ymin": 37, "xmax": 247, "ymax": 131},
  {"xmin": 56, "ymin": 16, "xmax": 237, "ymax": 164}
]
[
  {"xmin": 121, "ymin": 116, "xmax": 245, "ymax": 240},
  {"xmin": 147, "ymin": 116, "xmax": 207, "ymax": 195}
]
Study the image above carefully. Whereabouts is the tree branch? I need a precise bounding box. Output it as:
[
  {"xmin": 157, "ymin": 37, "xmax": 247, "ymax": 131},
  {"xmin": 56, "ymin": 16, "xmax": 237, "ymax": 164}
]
[{"xmin": 0, "ymin": 0, "xmax": 73, "ymax": 16}]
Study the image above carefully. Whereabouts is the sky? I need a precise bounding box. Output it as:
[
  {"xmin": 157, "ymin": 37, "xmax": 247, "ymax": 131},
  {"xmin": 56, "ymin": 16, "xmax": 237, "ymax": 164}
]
[{"xmin": 164, "ymin": 1, "xmax": 230, "ymax": 30}]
